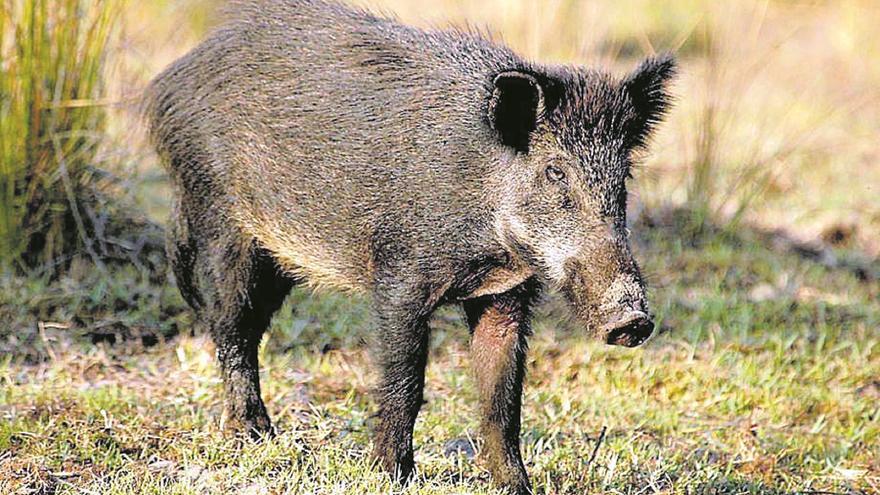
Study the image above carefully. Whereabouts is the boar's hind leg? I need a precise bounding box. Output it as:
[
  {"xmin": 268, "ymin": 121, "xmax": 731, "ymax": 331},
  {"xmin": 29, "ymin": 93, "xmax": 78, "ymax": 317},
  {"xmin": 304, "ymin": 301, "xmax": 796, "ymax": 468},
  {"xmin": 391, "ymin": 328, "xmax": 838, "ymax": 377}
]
[
  {"xmin": 370, "ymin": 277, "xmax": 436, "ymax": 483},
  {"xmin": 203, "ymin": 241, "xmax": 296, "ymax": 439},
  {"xmin": 463, "ymin": 280, "xmax": 540, "ymax": 495}
]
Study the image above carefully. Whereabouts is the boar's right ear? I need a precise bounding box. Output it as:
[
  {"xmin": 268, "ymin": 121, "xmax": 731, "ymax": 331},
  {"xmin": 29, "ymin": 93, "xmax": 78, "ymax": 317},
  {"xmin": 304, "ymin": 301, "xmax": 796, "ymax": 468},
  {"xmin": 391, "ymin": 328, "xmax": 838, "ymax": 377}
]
[
  {"xmin": 622, "ymin": 53, "xmax": 677, "ymax": 149},
  {"xmin": 488, "ymin": 71, "xmax": 546, "ymax": 154}
]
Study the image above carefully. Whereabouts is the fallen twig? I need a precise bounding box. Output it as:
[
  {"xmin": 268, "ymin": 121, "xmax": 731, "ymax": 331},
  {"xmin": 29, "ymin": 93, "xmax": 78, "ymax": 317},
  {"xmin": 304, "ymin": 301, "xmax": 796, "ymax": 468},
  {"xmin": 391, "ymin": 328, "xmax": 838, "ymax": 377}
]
[{"xmin": 587, "ymin": 425, "xmax": 608, "ymax": 469}]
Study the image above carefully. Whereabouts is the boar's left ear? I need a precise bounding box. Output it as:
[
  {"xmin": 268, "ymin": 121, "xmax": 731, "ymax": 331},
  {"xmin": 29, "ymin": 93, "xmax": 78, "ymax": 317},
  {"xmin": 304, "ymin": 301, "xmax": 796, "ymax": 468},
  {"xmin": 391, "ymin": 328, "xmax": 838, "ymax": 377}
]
[
  {"xmin": 488, "ymin": 71, "xmax": 547, "ymax": 154},
  {"xmin": 623, "ymin": 53, "xmax": 677, "ymax": 149}
]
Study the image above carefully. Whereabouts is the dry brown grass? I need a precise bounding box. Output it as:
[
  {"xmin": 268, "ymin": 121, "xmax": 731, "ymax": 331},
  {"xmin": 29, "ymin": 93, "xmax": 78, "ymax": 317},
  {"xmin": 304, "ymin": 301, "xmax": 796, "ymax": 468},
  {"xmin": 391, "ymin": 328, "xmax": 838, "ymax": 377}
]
[
  {"xmin": 2, "ymin": 2, "xmax": 878, "ymax": 494},
  {"xmin": 112, "ymin": 0, "xmax": 880, "ymax": 255}
]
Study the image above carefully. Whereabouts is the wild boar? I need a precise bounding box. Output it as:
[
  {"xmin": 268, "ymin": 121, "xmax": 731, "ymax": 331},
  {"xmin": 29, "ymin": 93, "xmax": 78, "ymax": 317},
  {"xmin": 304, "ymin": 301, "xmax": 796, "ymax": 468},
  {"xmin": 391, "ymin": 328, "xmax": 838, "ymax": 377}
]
[{"xmin": 145, "ymin": 0, "xmax": 675, "ymax": 492}]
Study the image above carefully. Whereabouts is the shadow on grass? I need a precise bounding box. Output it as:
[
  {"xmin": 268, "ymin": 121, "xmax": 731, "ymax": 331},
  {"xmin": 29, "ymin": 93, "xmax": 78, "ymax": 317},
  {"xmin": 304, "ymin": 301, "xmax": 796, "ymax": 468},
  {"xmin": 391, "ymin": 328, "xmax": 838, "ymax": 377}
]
[
  {"xmin": 687, "ymin": 480, "xmax": 790, "ymax": 495},
  {"xmin": 3, "ymin": 202, "xmax": 875, "ymax": 494}
]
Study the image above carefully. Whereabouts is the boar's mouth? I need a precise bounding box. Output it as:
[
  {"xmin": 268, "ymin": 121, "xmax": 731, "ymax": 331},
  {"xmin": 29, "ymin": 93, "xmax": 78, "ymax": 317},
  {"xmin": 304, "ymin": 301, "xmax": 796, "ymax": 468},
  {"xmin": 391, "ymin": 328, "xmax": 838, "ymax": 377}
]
[
  {"xmin": 602, "ymin": 310, "xmax": 654, "ymax": 347},
  {"xmin": 558, "ymin": 260, "xmax": 655, "ymax": 348}
]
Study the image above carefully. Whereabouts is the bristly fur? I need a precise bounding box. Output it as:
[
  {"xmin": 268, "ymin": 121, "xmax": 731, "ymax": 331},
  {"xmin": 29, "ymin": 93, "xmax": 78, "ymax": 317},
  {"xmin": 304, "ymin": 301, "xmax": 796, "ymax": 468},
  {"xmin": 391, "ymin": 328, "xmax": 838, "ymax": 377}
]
[
  {"xmin": 143, "ymin": 1, "xmax": 676, "ymax": 493},
  {"xmin": 546, "ymin": 54, "xmax": 677, "ymax": 158},
  {"xmin": 622, "ymin": 53, "xmax": 677, "ymax": 150}
]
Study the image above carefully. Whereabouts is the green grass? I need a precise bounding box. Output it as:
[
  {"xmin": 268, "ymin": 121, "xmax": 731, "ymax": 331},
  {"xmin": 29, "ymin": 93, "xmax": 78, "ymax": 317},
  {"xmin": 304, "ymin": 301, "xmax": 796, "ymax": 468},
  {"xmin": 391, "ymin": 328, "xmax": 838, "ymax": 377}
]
[
  {"xmin": 1, "ymin": 1, "xmax": 879, "ymax": 493},
  {"xmin": 0, "ymin": 0, "xmax": 118, "ymax": 272},
  {"xmin": 2, "ymin": 220, "xmax": 877, "ymax": 494}
]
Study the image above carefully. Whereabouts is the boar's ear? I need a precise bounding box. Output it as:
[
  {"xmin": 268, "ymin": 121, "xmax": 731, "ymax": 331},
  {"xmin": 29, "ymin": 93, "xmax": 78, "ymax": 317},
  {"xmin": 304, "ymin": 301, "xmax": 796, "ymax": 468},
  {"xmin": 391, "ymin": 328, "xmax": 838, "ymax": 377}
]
[
  {"xmin": 488, "ymin": 71, "xmax": 546, "ymax": 153},
  {"xmin": 623, "ymin": 53, "xmax": 677, "ymax": 149}
]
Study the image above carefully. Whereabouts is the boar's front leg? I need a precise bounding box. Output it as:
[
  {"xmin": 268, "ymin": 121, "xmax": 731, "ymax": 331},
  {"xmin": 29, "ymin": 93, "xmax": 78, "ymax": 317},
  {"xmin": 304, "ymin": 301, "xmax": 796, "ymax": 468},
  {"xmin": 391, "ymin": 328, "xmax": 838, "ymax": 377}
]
[
  {"xmin": 370, "ymin": 274, "xmax": 436, "ymax": 483},
  {"xmin": 463, "ymin": 280, "xmax": 539, "ymax": 495}
]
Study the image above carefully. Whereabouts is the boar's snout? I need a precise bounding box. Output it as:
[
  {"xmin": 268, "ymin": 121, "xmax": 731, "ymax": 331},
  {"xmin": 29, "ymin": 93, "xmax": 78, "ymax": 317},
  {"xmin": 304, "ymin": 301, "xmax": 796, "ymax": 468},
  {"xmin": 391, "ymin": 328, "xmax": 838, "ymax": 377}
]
[
  {"xmin": 602, "ymin": 310, "xmax": 654, "ymax": 347},
  {"xmin": 558, "ymin": 243, "xmax": 655, "ymax": 348}
]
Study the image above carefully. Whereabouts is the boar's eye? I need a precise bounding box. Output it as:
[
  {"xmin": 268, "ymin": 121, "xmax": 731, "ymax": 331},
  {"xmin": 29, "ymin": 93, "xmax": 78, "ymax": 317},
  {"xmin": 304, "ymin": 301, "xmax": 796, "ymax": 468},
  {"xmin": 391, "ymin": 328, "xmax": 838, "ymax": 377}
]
[{"xmin": 545, "ymin": 165, "xmax": 566, "ymax": 183}]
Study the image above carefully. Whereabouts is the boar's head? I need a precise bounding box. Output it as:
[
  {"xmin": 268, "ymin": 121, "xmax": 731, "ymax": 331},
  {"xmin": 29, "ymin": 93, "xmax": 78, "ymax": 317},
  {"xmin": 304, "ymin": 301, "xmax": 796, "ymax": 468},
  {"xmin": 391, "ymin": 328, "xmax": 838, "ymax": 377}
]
[{"xmin": 489, "ymin": 54, "xmax": 676, "ymax": 347}]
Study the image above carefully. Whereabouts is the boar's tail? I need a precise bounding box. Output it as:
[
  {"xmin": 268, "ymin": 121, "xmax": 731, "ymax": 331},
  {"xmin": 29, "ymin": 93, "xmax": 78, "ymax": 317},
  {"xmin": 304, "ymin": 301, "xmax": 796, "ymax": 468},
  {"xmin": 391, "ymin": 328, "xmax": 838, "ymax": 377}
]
[{"xmin": 166, "ymin": 202, "xmax": 205, "ymax": 314}]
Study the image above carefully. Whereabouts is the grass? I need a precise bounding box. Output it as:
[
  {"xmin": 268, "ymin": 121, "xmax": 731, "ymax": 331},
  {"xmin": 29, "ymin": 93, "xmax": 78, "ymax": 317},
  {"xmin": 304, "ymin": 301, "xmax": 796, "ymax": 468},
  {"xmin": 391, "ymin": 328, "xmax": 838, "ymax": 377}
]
[
  {"xmin": 1, "ymin": 218, "xmax": 877, "ymax": 494},
  {"xmin": 1, "ymin": 0, "xmax": 879, "ymax": 494},
  {"xmin": 0, "ymin": 0, "xmax": 119, "ymax": 272}
]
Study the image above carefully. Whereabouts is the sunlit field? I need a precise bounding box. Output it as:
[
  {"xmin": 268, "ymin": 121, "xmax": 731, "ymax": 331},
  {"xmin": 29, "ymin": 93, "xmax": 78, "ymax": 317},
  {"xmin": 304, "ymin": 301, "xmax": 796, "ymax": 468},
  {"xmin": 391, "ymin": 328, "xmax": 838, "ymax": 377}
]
[
  {"xmin": 1, "ymin": 1, "xmax": 878, "ymax": 494},
  {"xmin": 117, "ymin": 0, "xmax": 880, "ymax": 255}
]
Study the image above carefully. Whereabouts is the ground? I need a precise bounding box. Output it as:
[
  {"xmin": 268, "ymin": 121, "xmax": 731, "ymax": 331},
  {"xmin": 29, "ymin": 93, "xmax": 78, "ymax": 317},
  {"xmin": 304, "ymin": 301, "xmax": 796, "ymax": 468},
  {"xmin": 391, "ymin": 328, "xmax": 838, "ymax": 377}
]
[
  {"xmin": 2, "ymin": 0, "xmax": 880, "ymax": 493},
  {"xmin": 2, "ymin": 213, "xmax": 877, "ymax": 494}
]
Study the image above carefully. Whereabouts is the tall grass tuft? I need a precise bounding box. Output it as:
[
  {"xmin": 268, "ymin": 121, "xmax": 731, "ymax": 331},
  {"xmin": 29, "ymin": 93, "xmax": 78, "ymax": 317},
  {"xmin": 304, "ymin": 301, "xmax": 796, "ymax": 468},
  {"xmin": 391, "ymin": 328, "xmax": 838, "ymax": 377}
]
[
  {"xmin": 681, "ymin": 3, "xmax": 813, "ymax": 237},
  {"xmin": 0, "ymin": 0, "xmax": 118, "ymax": 273},
  {"xmin": 683, "ymin": 22, "xmax": 719, "ymax": 235}
]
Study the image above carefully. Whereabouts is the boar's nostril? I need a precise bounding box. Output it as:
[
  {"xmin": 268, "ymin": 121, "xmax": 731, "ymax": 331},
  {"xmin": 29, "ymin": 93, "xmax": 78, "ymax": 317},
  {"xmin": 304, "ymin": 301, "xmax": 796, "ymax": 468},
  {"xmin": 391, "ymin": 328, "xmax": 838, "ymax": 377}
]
[{"xmin": 604, "ymin": 312, "xmax": 654, "ymax": 348}]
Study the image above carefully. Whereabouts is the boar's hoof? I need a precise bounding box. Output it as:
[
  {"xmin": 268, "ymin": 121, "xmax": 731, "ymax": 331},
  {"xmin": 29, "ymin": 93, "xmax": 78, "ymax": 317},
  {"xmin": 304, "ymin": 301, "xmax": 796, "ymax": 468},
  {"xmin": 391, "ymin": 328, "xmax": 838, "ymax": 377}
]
[
  {"xmin": 370, "ymin": 439, "xmax": 415, "ymax": 485},
  {"xmin": 374, "ymin": 450, "xmax": 414, "ymax": 484},
  {"xmin": 604, "ymin": 311, "xmax": 654, "ymax": 347},
  {"xmin": 224, "ymin": 410, "xmax": 274, "ymax": 441},
  {"xmin": 483, "ymin": 459, "xmax": 531, "ymax": 495},
  {"xmin": 497, "ymin": 480, "xmax": 532, "ymax": 495},
  {"xmin": 499, "ymin": 481, "xmax": 532, "ymax": 495}
]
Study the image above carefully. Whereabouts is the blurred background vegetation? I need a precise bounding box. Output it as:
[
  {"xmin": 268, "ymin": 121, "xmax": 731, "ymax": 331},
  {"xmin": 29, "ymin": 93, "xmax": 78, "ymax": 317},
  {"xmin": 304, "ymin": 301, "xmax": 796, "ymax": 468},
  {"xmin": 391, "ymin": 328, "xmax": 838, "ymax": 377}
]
[
  {"xmin": 0, "ymin": 1, "xmax": 877, "ymax": 493},
  {"xmin": 3, "ymin": 0, "xmax": 875, "ymax": 346},
  {"xmin": 90, "ymin": 0, "xmax": 880, "ymax": 242}
]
